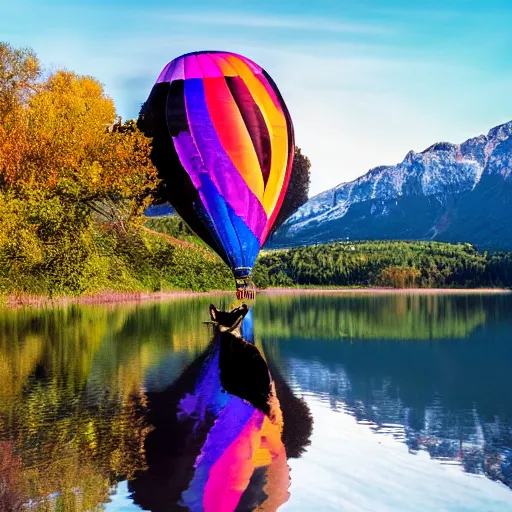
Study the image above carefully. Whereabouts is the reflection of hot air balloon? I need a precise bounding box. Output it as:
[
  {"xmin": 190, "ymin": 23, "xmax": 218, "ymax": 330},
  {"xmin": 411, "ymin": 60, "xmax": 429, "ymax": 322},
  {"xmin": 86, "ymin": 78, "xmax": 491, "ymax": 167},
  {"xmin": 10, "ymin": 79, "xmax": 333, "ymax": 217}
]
[
  {"xmin": 139, "ymin": 51, "xmax": 295, "ymax": 297},
  {"xmin": 129, "ymin": 303, "xmax": 306, "ymax": 511}
]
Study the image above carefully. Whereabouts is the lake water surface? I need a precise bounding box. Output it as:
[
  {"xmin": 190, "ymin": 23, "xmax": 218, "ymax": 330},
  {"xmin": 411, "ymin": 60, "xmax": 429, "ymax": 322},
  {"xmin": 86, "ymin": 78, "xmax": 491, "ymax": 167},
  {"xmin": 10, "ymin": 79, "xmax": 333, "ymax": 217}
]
[{"xmin": 1, "ymin": 292, "xmax": 512, "ymax": 511}]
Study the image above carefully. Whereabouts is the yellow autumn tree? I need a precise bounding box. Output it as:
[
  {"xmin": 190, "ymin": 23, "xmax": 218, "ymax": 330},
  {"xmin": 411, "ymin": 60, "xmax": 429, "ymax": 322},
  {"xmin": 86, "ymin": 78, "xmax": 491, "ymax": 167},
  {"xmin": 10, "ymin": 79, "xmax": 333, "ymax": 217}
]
[
  {"xmin": 0, "ymin": 42, "xmax": 233, "ymax": 297},
  {"xmin": 0, "ymin": 42, "xmax": 160, "ymax": 295},
  {"xmin": 378, "ymin": 266, "xmax": 422, "ymax": 288},
  {"xmin": 0, "ymin": 43, "xmax": 40, "ymax": 184},
  {"xmin": 2, "ymin": 64, "xmax": 157, "ymax": 208}
]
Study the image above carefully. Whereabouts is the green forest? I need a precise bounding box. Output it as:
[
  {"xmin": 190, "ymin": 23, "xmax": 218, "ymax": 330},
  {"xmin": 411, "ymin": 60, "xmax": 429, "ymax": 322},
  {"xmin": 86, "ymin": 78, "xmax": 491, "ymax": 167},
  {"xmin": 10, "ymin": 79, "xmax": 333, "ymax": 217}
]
[
  {"xmin": 257, "ymin": 239, "xmax": 512, "ymax": 289},
  {"xmin": 148, "ymin": 216, "xmax": 512, "ymax": 289}
]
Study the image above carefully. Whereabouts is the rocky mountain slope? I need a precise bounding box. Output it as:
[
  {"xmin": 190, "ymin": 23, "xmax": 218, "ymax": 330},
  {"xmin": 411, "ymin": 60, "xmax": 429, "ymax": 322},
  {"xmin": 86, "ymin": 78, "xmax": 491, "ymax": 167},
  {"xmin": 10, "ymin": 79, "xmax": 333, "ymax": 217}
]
[{"xmin": 270, "ymin": 120, "xmax": 512, "ymax": 250}]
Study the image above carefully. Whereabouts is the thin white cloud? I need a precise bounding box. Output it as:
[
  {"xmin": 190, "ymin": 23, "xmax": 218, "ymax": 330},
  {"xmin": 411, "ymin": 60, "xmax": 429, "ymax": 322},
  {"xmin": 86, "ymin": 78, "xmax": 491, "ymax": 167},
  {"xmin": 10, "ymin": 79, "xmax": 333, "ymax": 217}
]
[{"xmin": 151, "ymin": 11, "xmax": 392, "ymax": 35}]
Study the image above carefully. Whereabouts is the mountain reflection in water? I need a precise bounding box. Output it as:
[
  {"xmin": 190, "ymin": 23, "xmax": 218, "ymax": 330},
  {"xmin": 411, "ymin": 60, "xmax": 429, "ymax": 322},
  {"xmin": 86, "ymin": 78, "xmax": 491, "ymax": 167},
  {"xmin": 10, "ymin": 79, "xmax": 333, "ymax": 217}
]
[
  {"xmin": 257, "ymin": 293, "xmax": 512, "ymax": 491},
  {"xmin": 0, "ymin": 292, "xmax": 511, "ymax": 511}
]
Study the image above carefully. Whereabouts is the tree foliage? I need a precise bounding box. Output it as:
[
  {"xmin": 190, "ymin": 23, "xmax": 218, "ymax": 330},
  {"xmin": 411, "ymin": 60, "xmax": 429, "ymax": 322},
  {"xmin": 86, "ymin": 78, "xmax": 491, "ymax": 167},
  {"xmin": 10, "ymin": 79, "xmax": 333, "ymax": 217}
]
[
  {"xmin": 0, "ymin": 43, "xmax": 40, "ymax": 116},
  {"xmin": 255, "ymin": 240, "xmax": 512, "ymax": 289},
  {"xmin": 0, "ymin": 43, "xmax": 226, "ymax": 296},
  {"xmin": 271, "ymin": 146, "xmax": 311, "ymax": 234},
  {"xmin": 0, "ymin": 50, "xmax": 156, "ymax": 208},
  {"xmin": 0, "ymin": 301, "xmax": 217, "ymax": 510}
]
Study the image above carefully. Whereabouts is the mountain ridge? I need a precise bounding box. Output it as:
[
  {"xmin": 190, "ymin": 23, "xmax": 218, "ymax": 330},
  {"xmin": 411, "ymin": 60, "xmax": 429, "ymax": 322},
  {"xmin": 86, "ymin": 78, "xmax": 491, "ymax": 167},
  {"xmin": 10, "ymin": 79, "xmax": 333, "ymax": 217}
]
[{"xmin": 270, "ymin": 120, "xmax": 512, "ymax": 250}]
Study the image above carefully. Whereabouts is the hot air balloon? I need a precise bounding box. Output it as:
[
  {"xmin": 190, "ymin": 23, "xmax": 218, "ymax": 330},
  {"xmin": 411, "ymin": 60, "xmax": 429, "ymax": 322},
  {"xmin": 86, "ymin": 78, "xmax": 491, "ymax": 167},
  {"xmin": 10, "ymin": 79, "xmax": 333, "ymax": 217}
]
[{"xmin": 139, "ymin": 51, "xmax": 294, "ymax": 298}]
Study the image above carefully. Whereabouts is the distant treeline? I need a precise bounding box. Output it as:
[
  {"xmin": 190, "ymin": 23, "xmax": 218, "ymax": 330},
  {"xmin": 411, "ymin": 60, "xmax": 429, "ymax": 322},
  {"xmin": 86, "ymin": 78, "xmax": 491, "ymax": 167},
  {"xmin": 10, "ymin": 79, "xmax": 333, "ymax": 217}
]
[
  {"xmin": 146, "ymin": 218, "xmax": 512, "ymax": 289},
  {"xmin": 254, "ymin": 240, "xmax": 512, "ymax": 289}
]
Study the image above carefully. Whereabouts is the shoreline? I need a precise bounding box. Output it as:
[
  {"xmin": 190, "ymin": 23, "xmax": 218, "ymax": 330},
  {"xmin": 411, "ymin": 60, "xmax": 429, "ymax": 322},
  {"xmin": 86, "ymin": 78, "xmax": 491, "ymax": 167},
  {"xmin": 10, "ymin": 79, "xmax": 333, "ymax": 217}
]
[
  {"xmin": 3, "ymin": 290, "xmax": 233, "ymax": 309},
  {"xmin": 2, "ymin": 286, "xmax": 511, "ymax": 309},
  {"xmin": 259, "ymin": 287, "xmax": 512, "ymax": 296}
]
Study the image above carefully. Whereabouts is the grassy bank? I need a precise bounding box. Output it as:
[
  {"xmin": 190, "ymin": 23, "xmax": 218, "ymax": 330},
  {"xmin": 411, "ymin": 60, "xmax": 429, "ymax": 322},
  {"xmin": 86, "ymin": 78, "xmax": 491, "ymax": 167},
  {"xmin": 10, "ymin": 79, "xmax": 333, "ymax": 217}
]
[
  {"xmin": 2, "ymin": 215, "xmax": 512, "ymax": 304},
  {"xmin": 0, "ymin": 218, "xmax": 233, "ymax": 300}
]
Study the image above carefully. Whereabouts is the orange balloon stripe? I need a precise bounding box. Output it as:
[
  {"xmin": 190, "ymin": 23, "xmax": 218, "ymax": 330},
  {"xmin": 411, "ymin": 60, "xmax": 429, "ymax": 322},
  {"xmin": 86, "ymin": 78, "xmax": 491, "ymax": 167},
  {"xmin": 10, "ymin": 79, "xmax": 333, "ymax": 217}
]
[
  {"xmin": 262, "ymin": 126, "xmax": 295, "ymax": 242},
  {"xmin": 255, "ymin": 72, "xmax": 285, "ymax": 116},
  {"xmin": 222, "ymin": 55, "xmax": 289, "ymax": 217},
  {"xmin": 202, "ymin": 76, "xmax": 264, "ymax": 202},
  {"xmin": 210, "ymin": 53, "xmax": 239, "ymax": 77}
]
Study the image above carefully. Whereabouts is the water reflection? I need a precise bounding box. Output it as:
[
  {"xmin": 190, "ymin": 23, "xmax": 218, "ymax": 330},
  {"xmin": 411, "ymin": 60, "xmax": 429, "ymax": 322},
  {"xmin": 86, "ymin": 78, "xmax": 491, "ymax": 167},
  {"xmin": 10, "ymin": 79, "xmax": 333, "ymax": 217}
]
[
  {"xmin": 0, "ymin": 298, "xmax": 228, "ymax": 511},
  {"xmin": 255, "ymin": 293, "xmax": 496, "ymax": 339},
  {"xmin": 129, "ymin": 304, "xmax": 312, "ymax": 511},
  {"xmin": 258, "ymin": 293, "xmax": 512, "ymax": 490},
  {"xmin": 0, "ymin": 298, "xmax": 313, "ymax": 511},
  {"xmin": 0, "ymin": 292, "xmax": 511, "ymax": 511}
]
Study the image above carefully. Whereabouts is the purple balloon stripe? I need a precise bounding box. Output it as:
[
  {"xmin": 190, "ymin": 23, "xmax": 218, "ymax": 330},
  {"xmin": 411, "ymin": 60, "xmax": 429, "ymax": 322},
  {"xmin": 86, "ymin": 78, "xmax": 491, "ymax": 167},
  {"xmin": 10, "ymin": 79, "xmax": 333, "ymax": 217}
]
[
  {"xmin": 156, "ymin": 60, "xmax": 174, "ymax": 83},
  {"xmin": 171, "ymin": 134, "xmax": 211, "ymax": 208},
  {"xmin": 169, "ymin": 56, "xmax": 185, "ymax": 81},
  {"xmin": 183, "ymin": 78, "xmax": 268, "ymax": 240},
  {"xmin": 172, "ymin": 132, "xmax": 239, "ymax": 266},
  {"xmin": 197, "ymin": 53, "xmax": 224, "ymax": 78},
  {"xmin": 184, "ymin": 54, "xmax": 203, "ymax": 79},
  {"xmin": 180, "ymin": 399, "xmax": 259, "ymax": 511},
  {"xmin": 197, "ymin": 398, "xmax": 259, "ymax": 469}
]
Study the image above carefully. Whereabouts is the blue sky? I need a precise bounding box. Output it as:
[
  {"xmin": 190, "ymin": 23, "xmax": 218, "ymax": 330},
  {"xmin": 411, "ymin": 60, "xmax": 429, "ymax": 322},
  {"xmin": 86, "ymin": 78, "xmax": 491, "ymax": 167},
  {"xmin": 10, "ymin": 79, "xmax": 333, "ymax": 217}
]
[{"xmin": 2, "ymin": 0, "xmax": 512, "ymax": 195}]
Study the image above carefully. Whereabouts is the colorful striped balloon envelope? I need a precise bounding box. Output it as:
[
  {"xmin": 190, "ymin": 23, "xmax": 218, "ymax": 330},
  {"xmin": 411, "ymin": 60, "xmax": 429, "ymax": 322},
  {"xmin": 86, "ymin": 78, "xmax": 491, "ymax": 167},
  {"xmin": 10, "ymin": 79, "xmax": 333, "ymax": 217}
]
[
  {"xmin": 141, "ymin": 51, "xmax": 295, "ymax": 290},
  {"xmin": 177, "ymin": 341, "xmax": 289, "ymax": 511}
]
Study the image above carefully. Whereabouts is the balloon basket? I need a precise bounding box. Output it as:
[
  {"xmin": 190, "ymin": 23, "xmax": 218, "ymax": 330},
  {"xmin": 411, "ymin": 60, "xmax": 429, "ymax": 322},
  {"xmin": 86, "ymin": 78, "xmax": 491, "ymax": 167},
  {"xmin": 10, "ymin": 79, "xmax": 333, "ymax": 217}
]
[
  {"xmin": 235, "ymin": 280, "xmax": 256, "ymax": 301},
  {"xmin": 236, "ymin": 289, "xmax": 255, "ymax": 300}
]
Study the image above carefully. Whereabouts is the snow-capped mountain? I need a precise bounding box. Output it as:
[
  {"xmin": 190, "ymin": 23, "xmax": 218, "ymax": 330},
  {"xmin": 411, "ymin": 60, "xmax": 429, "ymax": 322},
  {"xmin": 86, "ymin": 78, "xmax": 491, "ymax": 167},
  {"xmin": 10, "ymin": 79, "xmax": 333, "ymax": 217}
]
[{"xmin": 270, "ymin": 120, "xmax": 512, "ymax": 250}]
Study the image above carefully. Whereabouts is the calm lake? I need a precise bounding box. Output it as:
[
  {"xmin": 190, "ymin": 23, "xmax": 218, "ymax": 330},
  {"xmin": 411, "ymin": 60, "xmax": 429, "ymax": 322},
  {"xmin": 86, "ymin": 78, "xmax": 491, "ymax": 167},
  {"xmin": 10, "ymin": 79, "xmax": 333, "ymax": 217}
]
[{"xmin": 1, "ymin": 292, "xmax": 512, "ymax": 511}]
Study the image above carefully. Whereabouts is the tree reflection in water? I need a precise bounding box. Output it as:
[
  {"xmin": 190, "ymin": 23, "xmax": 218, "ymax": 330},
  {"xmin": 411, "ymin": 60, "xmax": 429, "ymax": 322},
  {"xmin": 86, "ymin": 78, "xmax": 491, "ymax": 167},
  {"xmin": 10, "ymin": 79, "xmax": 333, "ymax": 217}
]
[
  {"xmin": 0, "ymin": 300, "xmax": 222, "ymax": 511},
  {"xmin": 259, "ymin": 293, "xmax": 512, "ymax": 490},
  {"xmin": 2, "ymin": 293, "xmax": 510, "ymax": 510}
]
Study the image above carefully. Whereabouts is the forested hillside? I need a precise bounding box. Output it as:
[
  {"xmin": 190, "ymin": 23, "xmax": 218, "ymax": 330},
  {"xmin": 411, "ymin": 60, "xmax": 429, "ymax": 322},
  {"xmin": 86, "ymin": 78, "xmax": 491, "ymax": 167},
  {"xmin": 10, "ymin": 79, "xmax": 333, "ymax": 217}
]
[
  {"xmin": 255, "ymin": 241, "xmax": 512, "ymax": 289},
  {"xmin": 146, "ymin": 218, "xmax": 512, "ymax": 289}
]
